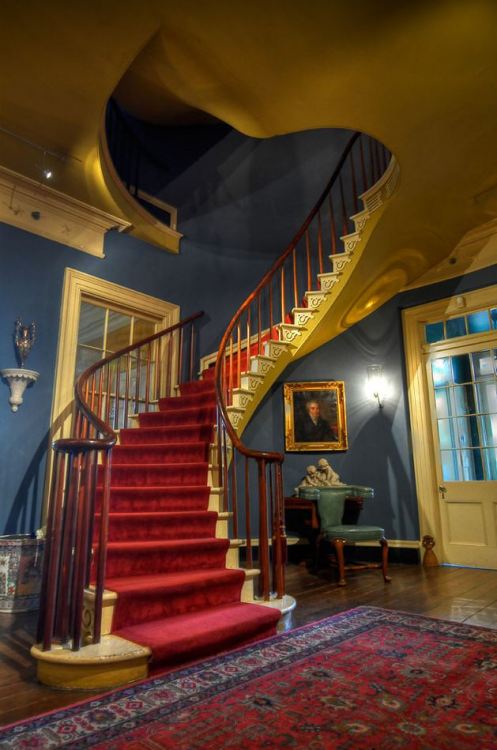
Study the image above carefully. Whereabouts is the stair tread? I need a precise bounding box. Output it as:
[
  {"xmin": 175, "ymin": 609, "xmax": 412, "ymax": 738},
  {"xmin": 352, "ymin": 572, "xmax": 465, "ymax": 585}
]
[
  {"xmin": 106, "ymin": 568, "xmax": 244, "ymax": 594},
  {"xmin": 106, "ymin": 485, "xmax": 209, "ymax": 493},
  {"xmin": 121, "ymin": 424, "xmax": 213, "ymax": 433},
  {"xmin": 143, "ymin": 405, "xmax": 214, "ymax": 416},
  {"xmin": 109, "ymin": 461, "xmax": 209, "ymax": 469},
  {"xmin": 104, "ymin": 510, "xmax": 218, "ymax": 520},
  {"xmin": 107, "ymin": 537, "xmax": 228, "ymax": 551},
  {"xmin": 115, "ymin": 441, "xmax": 209, "ymax": 450},
  {"xmin": 114, "ymin": 601, "xmax": 280, "ymax": 661}
]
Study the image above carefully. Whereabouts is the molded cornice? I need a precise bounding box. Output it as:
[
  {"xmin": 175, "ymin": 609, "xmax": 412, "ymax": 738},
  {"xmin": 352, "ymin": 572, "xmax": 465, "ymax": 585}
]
[{"xmin": 0, "ymin": 165, "xmax": 130, "ymax": 257}]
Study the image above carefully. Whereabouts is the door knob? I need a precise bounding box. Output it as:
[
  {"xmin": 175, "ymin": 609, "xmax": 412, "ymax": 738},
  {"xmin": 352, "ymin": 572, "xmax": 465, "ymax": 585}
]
[{"xmin": 438, "ymin": 485, "xmax": 447, "ymax": 498}]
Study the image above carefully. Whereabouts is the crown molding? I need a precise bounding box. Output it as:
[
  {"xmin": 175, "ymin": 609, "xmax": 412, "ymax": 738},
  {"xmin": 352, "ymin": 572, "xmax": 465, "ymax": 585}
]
[{"xmin": 0, "ymin": 165, "xmax": 130, "ymax": 257}]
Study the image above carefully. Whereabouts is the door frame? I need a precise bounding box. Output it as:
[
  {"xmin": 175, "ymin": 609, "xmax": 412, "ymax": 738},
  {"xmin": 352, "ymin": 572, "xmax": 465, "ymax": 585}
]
[
  {"xmin": 402, "ymin": 284, "xmax": 497, "ymax": 563},
  {"xmin": 43, "ymin": 268, "xmax": 179, "ymax": 524}
]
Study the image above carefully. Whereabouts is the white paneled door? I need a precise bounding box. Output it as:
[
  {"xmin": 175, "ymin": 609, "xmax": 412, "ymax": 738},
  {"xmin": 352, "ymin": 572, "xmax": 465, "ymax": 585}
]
[{"xmin": 427, "ymin": 342, "xmax": 497, "ymax": 568}]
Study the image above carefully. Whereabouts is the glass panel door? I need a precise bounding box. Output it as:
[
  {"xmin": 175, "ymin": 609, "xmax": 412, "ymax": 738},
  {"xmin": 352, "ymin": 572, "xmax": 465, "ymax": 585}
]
[
  {"xmin": 428, "ymin": 341, "xmax": 497, "ymax": 569},
  {"xmin": 75, "ymin": 300, "xmax": 161, "ymax": 428}
]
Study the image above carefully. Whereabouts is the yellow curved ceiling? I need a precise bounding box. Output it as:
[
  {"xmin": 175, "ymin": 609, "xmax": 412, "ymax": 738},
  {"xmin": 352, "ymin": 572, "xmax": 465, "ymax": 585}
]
[{"xmin": 1, "ymin": 0, "xmax": 497, "ymax": 317}]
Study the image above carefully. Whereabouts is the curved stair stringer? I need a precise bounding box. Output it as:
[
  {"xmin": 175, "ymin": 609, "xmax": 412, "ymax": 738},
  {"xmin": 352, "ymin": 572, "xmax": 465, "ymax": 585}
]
[
  {"xmin": 225, "ymin": 156, "xmax": 400, "ymax": 437},
  {"xmin": 98, "ymin": 121, "xmax": 183, "ymax": 254}
]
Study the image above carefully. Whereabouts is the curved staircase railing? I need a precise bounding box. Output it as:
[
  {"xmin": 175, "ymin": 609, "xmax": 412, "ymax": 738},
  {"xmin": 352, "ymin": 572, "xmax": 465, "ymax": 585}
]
[
  {"xmin": 38, "ymin": 311, "xmax": 204, "ymax": 651},
  {"xmin": 215, "ymin": 131, "xmax": 391, "ymax": 601},
  {"xmin": 105, "ymin": 98, "xmax": 178, "ymax": 229}
]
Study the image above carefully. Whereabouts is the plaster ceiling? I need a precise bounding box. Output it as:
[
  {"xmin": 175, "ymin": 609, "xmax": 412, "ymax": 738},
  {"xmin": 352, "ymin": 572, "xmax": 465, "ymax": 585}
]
[{"xmin": 1, "ymin": 0, "xmax": 497, "ymax": 322}]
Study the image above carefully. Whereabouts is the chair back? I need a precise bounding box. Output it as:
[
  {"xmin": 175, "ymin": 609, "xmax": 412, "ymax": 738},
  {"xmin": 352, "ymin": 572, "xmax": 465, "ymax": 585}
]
[{"xmin": 317, "ymin": 487, "xmax": 350, "ymax": 531}]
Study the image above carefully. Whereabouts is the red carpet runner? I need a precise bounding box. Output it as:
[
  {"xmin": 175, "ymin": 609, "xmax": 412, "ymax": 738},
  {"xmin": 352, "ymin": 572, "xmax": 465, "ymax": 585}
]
[{"xmin": 99, "ymin": 379, "xmax": 279, "ymax": 669}]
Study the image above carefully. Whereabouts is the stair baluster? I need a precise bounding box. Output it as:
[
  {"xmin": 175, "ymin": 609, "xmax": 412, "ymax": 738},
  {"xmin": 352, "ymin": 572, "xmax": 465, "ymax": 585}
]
[
  {"xmin": 38, "ymin": 312, "xmax": 205, "ymax": 651},
  {"xmin": 215, "ymin": 132, "xmax": 392, "ymax": 604}
]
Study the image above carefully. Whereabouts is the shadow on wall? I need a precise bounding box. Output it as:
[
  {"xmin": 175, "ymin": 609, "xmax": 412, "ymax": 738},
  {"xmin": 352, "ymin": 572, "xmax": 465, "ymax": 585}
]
[
  {"xmin": 5, "ymin": 431, "xmax": 49, "ymax": 535},
  {"xmin": 344, "ymin": 409, "xmax": 417, "ymax": 539}
]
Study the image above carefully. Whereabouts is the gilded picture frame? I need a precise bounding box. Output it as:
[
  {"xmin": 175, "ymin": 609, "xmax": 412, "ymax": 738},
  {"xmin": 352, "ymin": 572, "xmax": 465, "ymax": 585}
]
[{"xmin": 284, "ymin": 381, "xmax": 348, "ymax": 452}]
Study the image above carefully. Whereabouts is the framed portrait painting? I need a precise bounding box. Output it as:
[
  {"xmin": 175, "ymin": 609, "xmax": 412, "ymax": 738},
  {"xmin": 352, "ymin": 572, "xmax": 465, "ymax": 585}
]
[{"xmin": 284, "ymin": 381, "xmax": 348, "ymax": 452}]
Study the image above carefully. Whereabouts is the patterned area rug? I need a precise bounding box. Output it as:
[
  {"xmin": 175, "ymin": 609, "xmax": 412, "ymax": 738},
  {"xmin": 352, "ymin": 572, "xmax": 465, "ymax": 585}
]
[{"xmin": 3, "ymin": 606, "xmax": 497, "ymax": 749}]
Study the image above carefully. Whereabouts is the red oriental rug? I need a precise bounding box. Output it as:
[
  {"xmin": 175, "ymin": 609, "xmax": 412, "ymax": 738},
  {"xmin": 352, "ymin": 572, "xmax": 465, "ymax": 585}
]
[{"xmin": 3, "ymin": 607, "xmax": 497, "ymax": 749}]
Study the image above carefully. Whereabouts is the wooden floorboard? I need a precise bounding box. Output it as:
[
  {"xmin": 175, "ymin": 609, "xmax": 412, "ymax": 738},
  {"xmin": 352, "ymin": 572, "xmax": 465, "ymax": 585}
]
[{"xmin": 1, "ymin": 563, "xmax": 497, "ymax": 727}]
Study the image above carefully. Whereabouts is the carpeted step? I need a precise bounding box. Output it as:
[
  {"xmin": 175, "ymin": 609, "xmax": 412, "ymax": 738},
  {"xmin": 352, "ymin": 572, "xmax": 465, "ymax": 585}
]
[
  {"xmin": 98, "ymin": 511, "xmax": 218, "ymax": 542},
  {"xmin": 119, "ymin": 424, "xmax": 213, "ymax": 445},
  {"xmin": 105, "ymin": 537, "xmax": 230, "ymax": 577},
  {"xmin": 113, "ymin": 442, "xmax": 210, "ymax": 465},
  {"xmin": 107, "ymin": 569, "xmax": 246, "ymax": 629},
  {"xmin": 139, "ymin": 405, "xmax": 216, "ymax": 428},
  {"xmin": 180, "ymin": 381, "xmax": 216, "ymax": 396},
  {"xmin": 102, "ymin": 486, "xmax": 211, "ymax": 513},
  {"xmin": 158, "ymin": 392, "xmax": 215, "ymax": 411},
  {"xmin": 100, "ymin": 462, "xmax": 209, "ymax": 487},
  {"xmin": 114, "ymin": 601, "xmax": 281, "ymax": 668}
]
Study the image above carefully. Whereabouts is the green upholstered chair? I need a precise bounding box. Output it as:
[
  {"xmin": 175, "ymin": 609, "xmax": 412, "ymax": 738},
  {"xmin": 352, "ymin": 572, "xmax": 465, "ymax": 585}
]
[{"xmin": 316, "ymin": 486, "xmax": 391, "ymax": 586}]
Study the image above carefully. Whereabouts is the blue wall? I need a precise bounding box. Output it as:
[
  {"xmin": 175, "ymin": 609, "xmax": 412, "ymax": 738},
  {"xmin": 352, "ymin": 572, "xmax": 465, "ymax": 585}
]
[
  {"xmin": 0, "ymin": 126, "xmax": 351, "ymax": 535},
  {"xmin": 243, "ymin": 264, "xmax": 497, "ymax": 541}
]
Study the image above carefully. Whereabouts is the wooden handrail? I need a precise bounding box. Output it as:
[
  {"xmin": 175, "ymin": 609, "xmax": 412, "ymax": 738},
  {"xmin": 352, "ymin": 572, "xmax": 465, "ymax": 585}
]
[
  {"xmin": 54, "ymin": 310, "xmax": 204, "ymax": 452},
  {"xmin": 38, "ymin": 311, "xmax": 204, "ymax": 651},
  {"xmin": 215, "ymin": 131, "xmax": 391, "ymax": 601}
]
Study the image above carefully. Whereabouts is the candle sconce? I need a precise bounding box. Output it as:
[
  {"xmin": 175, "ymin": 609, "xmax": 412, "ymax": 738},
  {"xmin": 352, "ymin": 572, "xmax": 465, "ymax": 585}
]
[{"xmin": 1, "ymin": 318, "xmax": 39, "ymax": 412}]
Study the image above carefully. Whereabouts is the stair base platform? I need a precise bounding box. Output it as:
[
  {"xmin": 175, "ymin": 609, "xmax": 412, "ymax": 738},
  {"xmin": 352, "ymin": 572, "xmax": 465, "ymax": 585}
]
[
  {"xmin": 31, "ymin": 635, "xmax": 151, "ymax": 690},
  {"xmin": 257, "ymin": 593, "xmax": 297, "ymax": 615}
]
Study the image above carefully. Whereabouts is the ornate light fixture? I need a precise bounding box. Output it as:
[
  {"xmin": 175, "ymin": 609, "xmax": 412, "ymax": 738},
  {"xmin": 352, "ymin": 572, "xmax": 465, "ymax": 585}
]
[
  {"xmin": 1, "ymin": 318, "xmax": 39, "ymax": 412},
  {"xmin": 366, "ymin": 364, "xmax": 386, "ymax": 408}
]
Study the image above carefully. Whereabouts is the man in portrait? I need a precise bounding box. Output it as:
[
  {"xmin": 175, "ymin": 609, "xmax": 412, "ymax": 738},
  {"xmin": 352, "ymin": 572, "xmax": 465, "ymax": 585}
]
[{"xmin": 294, "ymin": 398, "xmax": 337, "ymax": 443}]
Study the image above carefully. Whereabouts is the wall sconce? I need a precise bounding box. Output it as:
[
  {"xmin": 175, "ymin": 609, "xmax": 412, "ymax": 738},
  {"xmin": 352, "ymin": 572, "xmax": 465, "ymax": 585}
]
[
  {"xmin": 0, "ymin": 318, "xmax": 39, "ymax": 412},
  {"xmin": 367, "ymin": 364, "xmax": 386, "ymax": 408}
]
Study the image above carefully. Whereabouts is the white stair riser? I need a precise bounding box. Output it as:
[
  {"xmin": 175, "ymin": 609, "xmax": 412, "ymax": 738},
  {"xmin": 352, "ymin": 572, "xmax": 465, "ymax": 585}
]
[
  {"xmin": 250, "ymin": 356, "xmax": 276, "ymax": 376},
  {"xmin": 318, "ymin": 273, "xmax": 339, "ymax": 292},
  {"xmin": 293, "ymin": 309, "xmax": 315, "ymax": 327},
  {"xmin": 232, "ymin": 390, "xmax": 254, "ymax": 409},
  {"xmin": 278, "ymin": 324, "xmax": 304, "ymax": 347},
  {"xmin": 240, "ymin": 372, "xmax": 265, "ymax": 392},
  {"xmin": 263, "ymin": 340, "xmax": 291, "ymax": 359}
]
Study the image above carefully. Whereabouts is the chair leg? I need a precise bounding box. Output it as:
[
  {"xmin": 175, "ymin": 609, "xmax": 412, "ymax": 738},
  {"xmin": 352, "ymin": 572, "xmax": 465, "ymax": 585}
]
[
  {"xmin": 380, "ymin": 537, "xmax": 392, "ymax": 583},
  {"xmin": 332, "ymin": 539, "xmax": 347, "ymax": 586},
  {"xmin": 313, "ymin": 533, "xmax": 325, "ymax": 571}
]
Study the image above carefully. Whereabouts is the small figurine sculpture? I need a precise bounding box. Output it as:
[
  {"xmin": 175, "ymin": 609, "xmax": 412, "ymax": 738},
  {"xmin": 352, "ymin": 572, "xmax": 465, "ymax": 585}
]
[
  {"xmin": 299, "ymin": 465, "xmax": 321, "ymax": 488},
  {"xmin": 316, "ymin": 458, "xmax": 344, "ymax": 486},
  {"xmin": 15, "ymin": 317, "xmax": 36, "ymax": 367},
  {"xmin": 296, "ymin": 458, "xmax": 344, "ymax": 494}
]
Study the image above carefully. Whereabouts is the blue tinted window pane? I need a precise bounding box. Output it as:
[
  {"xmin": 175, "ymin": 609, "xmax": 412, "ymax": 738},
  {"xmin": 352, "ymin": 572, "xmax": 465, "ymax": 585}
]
[
  {"xmin": 452, "ymin": 354, "xmax": 472, "ymax": 384},
  {"xmin": 453, "ymin": 385, "xmax": 476, "ymax": 416},
  {"xmin": 490, "ymin": 309, "xmax": 497, "ymax": 329},
  {"xmin": 446, "ymin": 317, "xmax": 467, "ymax": 339},
  {"xmin": 467, "ymin": 310, "xmax": 490, "ymax": 334},
  {"xmin": 483, "ymin": 448, "xmax": 497, "ymax": 480},
  {"xmin": 472, "ymin": 351, "xmax": 494, "ymax": 380},
  {"xmin": 434, "ymin": 388, "xmax": 452, "ymax": 418},
  {"xmin": 441, "ymin": 450, "xmax": 459, "ymax": 481},
  {"xmin": 456, "ymin": 416, "xmax": 480, "ymax": 448},
  {"xmin": 438, "ymin": 419, "xmax": 456, "ymax": 449},
  {"xmin": 480, "ymin": 414, "xmax": 497, "ymax": 448},
  {"xmin": 432, "ymin": 358, "xmax": 452, "ymax": 387},
  {"xmin": 425, "ymin": 322, "xmax": 445, "ymax": 343},
  {"xmin": 460, "ymin": 449, "xmax": 484, "ymax": 480}
]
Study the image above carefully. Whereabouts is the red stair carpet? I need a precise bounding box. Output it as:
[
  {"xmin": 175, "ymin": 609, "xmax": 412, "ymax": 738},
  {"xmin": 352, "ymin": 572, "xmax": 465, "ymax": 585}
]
[{"xmin": 98, "ymin": 379, "xmax": 280, "ymax": 669}]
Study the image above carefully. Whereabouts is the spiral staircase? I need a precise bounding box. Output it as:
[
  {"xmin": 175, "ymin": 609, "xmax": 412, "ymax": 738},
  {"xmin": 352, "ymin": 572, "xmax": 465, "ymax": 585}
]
[{"xmin": 33, "ymin": 131, "xmax": 399, "ymax": 690}]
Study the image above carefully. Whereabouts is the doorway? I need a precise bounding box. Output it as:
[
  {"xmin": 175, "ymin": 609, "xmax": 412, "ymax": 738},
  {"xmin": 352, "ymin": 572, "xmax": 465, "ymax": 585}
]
[
  {"xmin": 43, "ymin": 268, "xmax": 179, "ymax": 523},
  {"xmin": 403, "ymin": 288, "xmax": 497, "ymax": 569}
]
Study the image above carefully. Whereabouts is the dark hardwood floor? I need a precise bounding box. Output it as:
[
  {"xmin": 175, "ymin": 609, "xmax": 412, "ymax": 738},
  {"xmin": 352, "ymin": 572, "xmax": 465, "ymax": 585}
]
[{"xmin": 1, "ymin": 562, "xmax": 497, "ymax": 727}]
